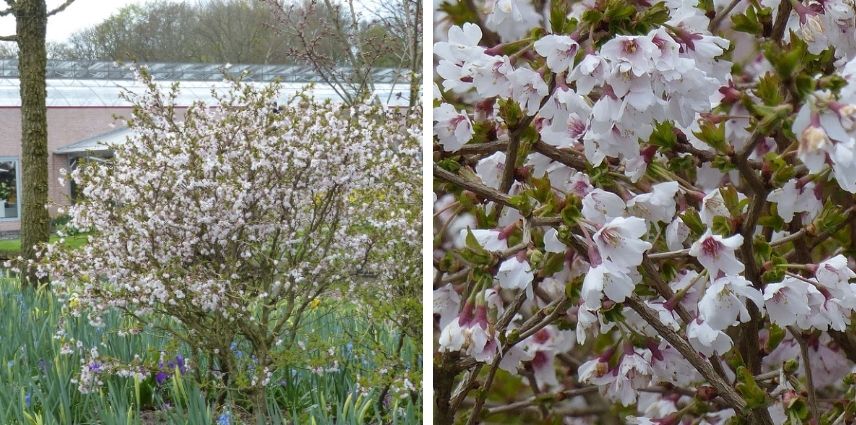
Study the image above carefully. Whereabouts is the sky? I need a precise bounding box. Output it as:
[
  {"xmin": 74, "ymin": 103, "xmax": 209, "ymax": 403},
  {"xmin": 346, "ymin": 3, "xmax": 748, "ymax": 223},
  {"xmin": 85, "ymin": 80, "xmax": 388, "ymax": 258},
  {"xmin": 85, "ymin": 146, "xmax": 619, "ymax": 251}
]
[
  {"xmin": 0, "ymin": 0, "xmax": 383, "ymax": 44},
  {"xmin": 0, "ymin": 0, "xmax": 150, "ymax": 42}
]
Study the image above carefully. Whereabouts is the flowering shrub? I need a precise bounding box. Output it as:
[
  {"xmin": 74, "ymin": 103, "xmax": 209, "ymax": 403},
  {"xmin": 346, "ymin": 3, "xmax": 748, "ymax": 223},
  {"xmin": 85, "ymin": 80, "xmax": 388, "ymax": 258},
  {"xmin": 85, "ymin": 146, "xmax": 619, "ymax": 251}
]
[
  {"xmin": 32, "ymin": 70, "xmax": 421, "ymax": 420},
  {"xmin": 434, "ymin": 0, "xmax": 856, "ymax": 424}
]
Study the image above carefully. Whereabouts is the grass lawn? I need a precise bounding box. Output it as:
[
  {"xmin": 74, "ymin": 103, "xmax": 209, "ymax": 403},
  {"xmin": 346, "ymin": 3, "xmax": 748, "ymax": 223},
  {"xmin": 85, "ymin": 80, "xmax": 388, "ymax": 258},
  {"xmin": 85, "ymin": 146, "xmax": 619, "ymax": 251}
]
[{"xmin": 0, "ymin": 233, "xmax": 88, "ymax": 258}]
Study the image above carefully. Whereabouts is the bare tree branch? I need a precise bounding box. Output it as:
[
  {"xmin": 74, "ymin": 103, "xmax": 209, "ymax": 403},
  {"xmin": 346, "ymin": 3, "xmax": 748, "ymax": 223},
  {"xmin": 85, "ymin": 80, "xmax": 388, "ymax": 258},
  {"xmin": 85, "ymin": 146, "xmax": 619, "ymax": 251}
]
[{"xmin": 46, "ymin": 0, "xmax": 75, "ymax": 17}]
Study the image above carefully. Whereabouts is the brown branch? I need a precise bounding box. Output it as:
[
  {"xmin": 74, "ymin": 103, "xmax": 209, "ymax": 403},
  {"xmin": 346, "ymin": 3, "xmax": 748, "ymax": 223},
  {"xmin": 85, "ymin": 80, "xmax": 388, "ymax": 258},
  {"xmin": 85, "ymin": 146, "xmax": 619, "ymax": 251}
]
[
  {"xmin": 433, "ymin": 164, "xmax": 515, "ymax": 208},
  {"xmin": 624, "ymin": 297, "xmax": 749, "ymax": 414},
  {"xmin": 484, "ymin": 387, "xmax": 598, "ymax": 416},
  {"xmin": 0, "ymin": 34, "xmax": 16, "ymax": 42},
  {"xmin": 499, "ymin": 131, "xmax": 521, "ymax": 194},
  {"xmin": 770, "ymin": 0, "xmax": 792, "ymax": 43},
  {"xmin": 640, "ymin": 257, "xmax": 693, "ymax": 324},
  {"xmin": 455, "ymin": 140, "xmax": 507, "ymax": 156},
  {"xmin": 532, "ymin": 140, "xmax": 588, "ymax": 169},
  {"xmin": 647, "ymin": 248, "xmax": 690, "ymax": 260},
  {"xmin": 466, "ymin": 353, "xmax": 503, "ymax": 425},
  {"xmin": 733, "ymin": 133, "xmax": 768, "ymax": 374},
  {"xmin": 789, "ymin": 328, "xmax": 819, "ymax": 422},
  {"xmin": 46, "ymin": 0, "xmax": 75, "ymax": 17},
  {"xmin": 709, "ymin": 0, "xmax": 742, "ymax": 32}
]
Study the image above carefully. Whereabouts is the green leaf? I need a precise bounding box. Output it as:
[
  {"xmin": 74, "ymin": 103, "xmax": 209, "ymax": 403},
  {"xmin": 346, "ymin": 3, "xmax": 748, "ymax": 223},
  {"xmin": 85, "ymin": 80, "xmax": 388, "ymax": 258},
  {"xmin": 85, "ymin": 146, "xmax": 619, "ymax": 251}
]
[
  {"xmin": 696, "ymin": 0, "xmax": 714, "ymax": 14},
  {"xmin": 762, "ymin": 253, "xmax": 786, "ymax": 283},
  {"xmin": 785, "ymin": 397, "xmax": 809, "ymax": 422},
  {"xmin": 693, "ymin": 121, "xmax": 727, "ymax": 152},
  {"xmin": 581, "ymin": 9, "xmax": 603, "ymax": 27},
  {"xmin": 601, "ymin": 302, "xmax": 625, "ymax": 323},
  {"xmin": 749, "ymin": 104, "xmax": 793, "ymax": 135},
  {"xmin": 712, "ymin": 215, "xmax": 733, "ymax": 236},
  {"xmin": 764, "ymin": 32, "xmax": 808, "ymax": 78},
  {"xmin": 470, "ymin": 121, "xmax": 495, "ymax": 144},
  {"xmin": 765, "ymin": 152, "xmax": 796, "ymax": 186},
  {"xmin": 754, "ymin": 73, "xmax": 783, "ymax": 106},
  {"xmin": 541, "ymin": 252, "xmax": 566, "ymax": 276},
  {"xmin": 550, "ymin": 0, "xmax": 576, "ymax": 34},
  {"xmin": 720, "ymin": 186, "xmax": 741, "ymax": 216},
  {"xmin": 565, "ymin": 275, "xmax": 583, "ymax": 299},
  {"xmin": 464, "ymin": 229, "xmax": 486, "ymax": 252},
  {"xmin": 731, "ymin": 6, "xmax": 762, "ymax": 35},
  {"xmin": 794, "ymin": 74, "xmax": 816, "ymax": 98},
  {"xmin": 816, "ymin": 203, "xmax": 847, "ymax": 235},
  {"xmin": 509, "ymin": 194, "xmax": 533, "ymax": 217},
  {"xmin": 735, "ymin": 366, "xmax": 768, "ymax": 409},
  {"xmin": 766, "ymin": 324, "xmax": 785, "ymax": 352},
  {"xmin": 498, "ymin": 98, "xmax": 524, "ymax": 129},
  {"xmin": 711, "ymin": 154, "xmax": 738, "ymax": 172},
  {"xmin": 758, "ymin": 210, "xmax": 785, "ymax": 233},
  {"xmin": 436, "ymin": 158, "xmax": 461, "ymax": 173},
  {"xmin": 649, "ymin": 121, "xmax": 677, "ymax": 149},
  {"xmin": 603, "ymin": 0, "xmax": 636, "ymax": 22},
  {"xmin": 561, "ymin": 201, "xmax": 582, "ymax": 227},
  {"xmin": 438, "ymin": 1, "xmax": 479, "ymax": 26},
  {"xmin": 680, "ymin": 208, "xmax": 706, "ymax": 236},
  {"xmin": 635, "ymin": 2, "xmax": 670, "ymax": 30},
  {"xmin": 753, "ymin": 236, "xmax": 772, "ymax": 262}
]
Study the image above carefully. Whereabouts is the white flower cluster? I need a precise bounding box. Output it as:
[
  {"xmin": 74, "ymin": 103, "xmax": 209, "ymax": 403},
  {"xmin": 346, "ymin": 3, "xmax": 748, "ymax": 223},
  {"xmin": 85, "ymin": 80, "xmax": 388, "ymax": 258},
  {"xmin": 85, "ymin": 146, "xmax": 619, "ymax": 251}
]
[
  {"xmin": 794, "ymin": 57, "xmax": 856, "ymax": 192},
  {"xmin": 434, "ymin": 0, "xmax": 856, "ymax": 422},
  {"xmin": 435, "ymin": 5, "xmax": 730, "ymax": 181},
  {"xmin": 37, "ymin": 73, "xmax": 421, "ymax": 396}
]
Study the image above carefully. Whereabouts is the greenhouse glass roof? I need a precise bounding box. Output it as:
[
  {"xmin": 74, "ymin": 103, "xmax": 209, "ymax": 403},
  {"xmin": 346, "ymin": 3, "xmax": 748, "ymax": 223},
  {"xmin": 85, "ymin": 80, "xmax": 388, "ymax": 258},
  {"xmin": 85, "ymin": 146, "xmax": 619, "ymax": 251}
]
[{"xmin": 0, "ymin": 60, "xmax": 411, "ymax": 107}]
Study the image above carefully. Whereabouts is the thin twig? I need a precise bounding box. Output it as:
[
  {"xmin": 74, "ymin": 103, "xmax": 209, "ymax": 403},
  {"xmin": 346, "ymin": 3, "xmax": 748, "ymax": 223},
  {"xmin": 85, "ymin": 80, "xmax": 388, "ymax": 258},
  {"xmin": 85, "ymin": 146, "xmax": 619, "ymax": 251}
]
[
  {"xmin": 789, "ymin": 328, "xmax": 819, "ymax": 422},
  {"xmin": 433, "ymin": 164, "xmax": 515, "ymax": 208},
  {"xmin": 709, "ymin": 0, "xmax": 742, "ymax": 31},
  {"xmin": 624, "ymin": 297, "xmax": 748, "ymax": 414},
  {"xmin": 484, "ymin": 387, "xmax": 598, "ymax": 415},
  {"xmin": 46, "ymin": 0, "xmax": 76, "ymax": 17}
]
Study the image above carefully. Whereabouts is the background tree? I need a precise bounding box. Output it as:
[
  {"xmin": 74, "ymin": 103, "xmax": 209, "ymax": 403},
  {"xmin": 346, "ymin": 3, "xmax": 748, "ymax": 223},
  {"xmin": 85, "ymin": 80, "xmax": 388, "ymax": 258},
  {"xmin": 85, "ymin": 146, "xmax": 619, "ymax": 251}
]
[
  {"xmin": 363, "ymin": 0, "xmax": 422, "ymax": 108},
  {"xmin": 263, "ymin": 0, "xmax": 421, "ymax": 106},
  {"xmin": 61, "ymin": 2, "xmax": 200, "ymax": 62},
  {"xmin": 0, "ymin": 0, "xmax": 76, "ymax": 282}
]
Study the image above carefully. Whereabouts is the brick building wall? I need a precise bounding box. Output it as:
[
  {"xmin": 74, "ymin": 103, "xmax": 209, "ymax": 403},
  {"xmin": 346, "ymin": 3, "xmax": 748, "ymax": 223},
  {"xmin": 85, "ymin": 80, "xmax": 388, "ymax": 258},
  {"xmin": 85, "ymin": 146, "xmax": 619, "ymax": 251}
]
[{"xmin": 0, "ymin": 107, "xmax": 131, "ymax": 232}]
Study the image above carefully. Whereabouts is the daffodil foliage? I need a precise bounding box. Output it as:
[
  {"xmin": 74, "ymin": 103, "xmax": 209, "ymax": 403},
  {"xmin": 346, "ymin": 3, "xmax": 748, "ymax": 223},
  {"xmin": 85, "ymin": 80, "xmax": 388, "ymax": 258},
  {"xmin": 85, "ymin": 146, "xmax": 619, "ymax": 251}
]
[
  {"xmin": 433, "ymin": 0, "xmax": 856, "ymax": 423},
  {"xmin": 29, "ymin": 69, "xmax": 422, "ymax": 415}
]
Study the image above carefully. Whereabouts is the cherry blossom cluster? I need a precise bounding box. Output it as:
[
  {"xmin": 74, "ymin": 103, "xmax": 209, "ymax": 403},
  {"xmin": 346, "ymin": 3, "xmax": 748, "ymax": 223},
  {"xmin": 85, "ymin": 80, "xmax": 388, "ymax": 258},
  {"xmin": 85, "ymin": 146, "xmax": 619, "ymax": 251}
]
[
  {"xmin": 434, "ymin": 0, "xmax": 856, "ymax": 423},
  {"xmin": 33, "ymin": 71, "xmax": 422, "ymax": 403}
]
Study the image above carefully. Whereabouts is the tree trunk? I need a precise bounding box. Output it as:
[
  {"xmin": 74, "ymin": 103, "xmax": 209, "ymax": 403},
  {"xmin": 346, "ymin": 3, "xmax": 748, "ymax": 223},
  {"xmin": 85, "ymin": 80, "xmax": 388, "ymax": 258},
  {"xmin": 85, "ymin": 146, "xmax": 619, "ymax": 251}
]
[
  {"xmin": 16, "ymin": 0, "xmax": 51, "ymax": 284},
  {"xmin": 409, "ymin": 0, "xmax": 421, "ymax": 109}
]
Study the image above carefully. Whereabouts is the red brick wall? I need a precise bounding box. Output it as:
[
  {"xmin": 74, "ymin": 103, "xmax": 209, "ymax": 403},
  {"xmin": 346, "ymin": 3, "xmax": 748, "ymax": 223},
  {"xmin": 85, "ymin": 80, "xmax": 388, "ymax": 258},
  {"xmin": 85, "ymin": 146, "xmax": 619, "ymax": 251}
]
[{"xmin": 0, "ymin": 107, "xmax": 132, "ymax": 232}]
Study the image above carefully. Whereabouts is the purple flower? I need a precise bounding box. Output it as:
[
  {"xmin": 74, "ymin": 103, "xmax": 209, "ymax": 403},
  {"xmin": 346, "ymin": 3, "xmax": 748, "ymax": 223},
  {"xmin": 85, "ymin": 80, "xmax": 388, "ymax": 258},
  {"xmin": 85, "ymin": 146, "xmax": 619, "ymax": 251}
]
[
  {"xmin": 175, "ymin": 354, "xmax": 186, "ymax": 374},
  {"xmin": 155, "ymin": 371, "xmax": 169, "ymax": 385}
]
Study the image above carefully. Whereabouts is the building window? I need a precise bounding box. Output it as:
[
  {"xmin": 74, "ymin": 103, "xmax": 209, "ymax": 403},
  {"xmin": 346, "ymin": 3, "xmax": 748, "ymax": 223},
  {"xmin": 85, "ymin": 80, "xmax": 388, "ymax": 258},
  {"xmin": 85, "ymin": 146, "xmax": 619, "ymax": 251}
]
[{"xmin": 0, "ymin": 159, "xmax": 19, "ymax": 220}]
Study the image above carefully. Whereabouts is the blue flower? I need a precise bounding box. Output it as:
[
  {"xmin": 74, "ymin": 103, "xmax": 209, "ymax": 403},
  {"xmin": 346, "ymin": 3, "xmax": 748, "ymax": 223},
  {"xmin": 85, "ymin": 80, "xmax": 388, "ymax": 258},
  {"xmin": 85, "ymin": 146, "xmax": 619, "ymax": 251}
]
[
  {"xmin": 217, "ymin": 411, "xmax": 231, "ymax": 425},
  {"xmin": 24, "ymin": 390, "xmax": 31, "ymax": 408},
  {"xmin": 230, "ymin": 342, "xmax": 243, "ymax": 359}
]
